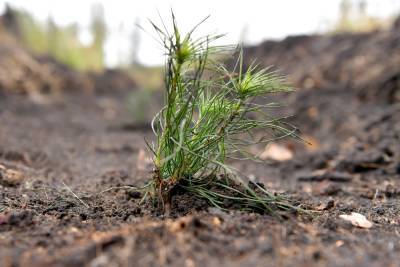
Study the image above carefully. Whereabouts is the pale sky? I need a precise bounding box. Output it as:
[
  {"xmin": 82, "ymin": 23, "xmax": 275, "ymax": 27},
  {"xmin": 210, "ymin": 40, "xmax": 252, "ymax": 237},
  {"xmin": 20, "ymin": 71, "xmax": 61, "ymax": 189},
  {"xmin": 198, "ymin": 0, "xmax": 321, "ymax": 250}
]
[{"xmin": 1, "ymin": 0, "xmax": 399, "ymax": 66}]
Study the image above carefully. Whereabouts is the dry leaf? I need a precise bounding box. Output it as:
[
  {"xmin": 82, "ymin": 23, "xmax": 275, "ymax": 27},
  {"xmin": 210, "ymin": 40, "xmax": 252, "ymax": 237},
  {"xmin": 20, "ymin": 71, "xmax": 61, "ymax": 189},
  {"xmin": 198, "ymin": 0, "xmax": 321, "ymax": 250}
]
[
  {"xmin": 335, "ymin": 240, "xmax": 344, "ymax": 247},
  {"xmin": 339, "ymin": 212, "xmax": 373, "ymax": 228},
  {"xmin": 302, "ymin": 135, "xmax": 321, "ymax": 151},
  {"xmin": 212, "ymin": 217, "xmax": 222, "ymax": 226},
  {"xmin": 307, "ymin": 106, "xmax": 319, "ymax": 119},
  {"xmin": 136, "ymin": 148, "xmax": 152, "ymax": 171},
  {"xmin": 259, "ymin": 143, "xmax": 293, "ymax": 161}
]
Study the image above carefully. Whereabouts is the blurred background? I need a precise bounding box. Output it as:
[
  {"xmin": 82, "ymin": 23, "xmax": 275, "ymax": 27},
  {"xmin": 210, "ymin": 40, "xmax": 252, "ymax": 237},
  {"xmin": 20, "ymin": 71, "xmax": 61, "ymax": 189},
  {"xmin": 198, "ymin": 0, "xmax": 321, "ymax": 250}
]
[
  {"xmin": 0, "ymin": 0, "xmax": 399, "ymax": 138},
  {"xmin": 1, "ymin": 0, "xmax": 399, "ymax": 68}
]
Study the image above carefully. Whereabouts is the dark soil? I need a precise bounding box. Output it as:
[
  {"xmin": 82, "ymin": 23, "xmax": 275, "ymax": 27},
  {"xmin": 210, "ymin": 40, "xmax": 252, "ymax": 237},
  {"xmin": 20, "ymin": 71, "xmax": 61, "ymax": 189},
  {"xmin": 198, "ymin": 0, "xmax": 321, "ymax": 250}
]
[
  {"xmin": 243, "ymin": 21, "xmax": 400, "ymax": 91},
  {"xmin": 1, "ymin": 17, "xmax": 400, "ymax": 267}
]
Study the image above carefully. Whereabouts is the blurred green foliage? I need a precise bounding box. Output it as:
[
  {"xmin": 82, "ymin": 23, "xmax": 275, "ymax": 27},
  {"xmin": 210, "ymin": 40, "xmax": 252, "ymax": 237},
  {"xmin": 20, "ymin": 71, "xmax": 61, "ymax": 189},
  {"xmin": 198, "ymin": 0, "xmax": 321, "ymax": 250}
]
[
  {"xmin": 332, "ymin": 0, "xmax": 393, "ymax": 33},
  {"xmin": 126, "ymin": 65, "xmax": 164, "ymax": 91},
  {"xmin": 11, "ymin": 6, "xmax": 106, "ymax": 72}
]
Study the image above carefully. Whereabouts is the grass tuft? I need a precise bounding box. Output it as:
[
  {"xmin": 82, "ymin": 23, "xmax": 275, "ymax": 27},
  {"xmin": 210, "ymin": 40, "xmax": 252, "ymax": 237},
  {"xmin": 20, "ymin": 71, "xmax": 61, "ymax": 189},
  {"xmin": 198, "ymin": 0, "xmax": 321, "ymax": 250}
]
[{"xmin": 144, "ymin": 12, "xmax": 301, "ymax": 214}]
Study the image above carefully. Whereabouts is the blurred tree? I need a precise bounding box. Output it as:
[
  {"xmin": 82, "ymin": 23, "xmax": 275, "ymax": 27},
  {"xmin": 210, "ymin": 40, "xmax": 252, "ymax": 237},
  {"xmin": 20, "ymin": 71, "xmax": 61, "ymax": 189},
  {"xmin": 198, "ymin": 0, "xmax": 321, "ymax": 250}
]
[
  {"xmin": 358, "ymin": 0, "xmax": 367, "ymax": 16},
  {"xmin": 339, "ymin": 0, "xmax": 352, "ymax": 28},
  {"xmin": 333, "ymin": 0, "xmax": 389, "ymax": 33},
  {"xmin": 47, "ymin": 17, "xmax": 61, "ymax": 58},
  {"xmin": 1, "ymin": 4, "xmax": 20, "ymax": 37},
  {"xmin": 90, "ymin": 3, "xmax": 106, "ymax": 69},
  {"xmin": 130, "ymin": 17, "xmax": 141, "ymax": 66}
]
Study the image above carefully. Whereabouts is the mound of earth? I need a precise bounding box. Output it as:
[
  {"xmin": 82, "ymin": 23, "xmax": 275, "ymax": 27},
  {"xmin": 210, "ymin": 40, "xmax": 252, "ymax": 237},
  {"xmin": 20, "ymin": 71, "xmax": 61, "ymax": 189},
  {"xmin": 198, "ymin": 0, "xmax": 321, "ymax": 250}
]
[
  {"xmin": 243, "ymin": 18, "xmax": 400, "ymax": 91},
  {"xmin": 0, "ymin": 10, "xmax": 136, "ymax": 98}
]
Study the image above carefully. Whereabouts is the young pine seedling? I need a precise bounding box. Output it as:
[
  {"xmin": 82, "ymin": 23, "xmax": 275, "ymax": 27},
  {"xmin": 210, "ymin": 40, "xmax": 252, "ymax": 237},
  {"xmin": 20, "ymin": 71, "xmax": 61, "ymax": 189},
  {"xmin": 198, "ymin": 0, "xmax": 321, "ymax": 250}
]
[{"xmin": 145, "ymin": 13, "xmax": 300, "ymax": 214}]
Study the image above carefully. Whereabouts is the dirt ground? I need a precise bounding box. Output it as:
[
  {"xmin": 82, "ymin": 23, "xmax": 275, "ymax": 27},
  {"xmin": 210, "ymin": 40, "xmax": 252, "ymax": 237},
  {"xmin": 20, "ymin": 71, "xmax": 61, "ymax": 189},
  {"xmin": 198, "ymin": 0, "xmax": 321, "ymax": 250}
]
[
  {"xmin": 1, "ymin": 85, "xmax": 399, "ymax": 267},
  {"xmin": 1, "ymin": 18, "xmax": 400, "ymax": 267}
]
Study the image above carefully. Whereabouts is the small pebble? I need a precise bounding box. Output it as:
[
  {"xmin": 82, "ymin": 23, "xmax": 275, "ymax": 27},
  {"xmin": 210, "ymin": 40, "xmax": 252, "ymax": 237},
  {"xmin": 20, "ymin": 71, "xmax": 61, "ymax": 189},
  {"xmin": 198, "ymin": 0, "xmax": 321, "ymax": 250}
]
[
  {"xmin": 0, "ymin": 165, "xmax": 26, "ymax": 186},
  {"xmin": 127, "ymin": 190, "xmax": 142, "ymax": 199}
]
